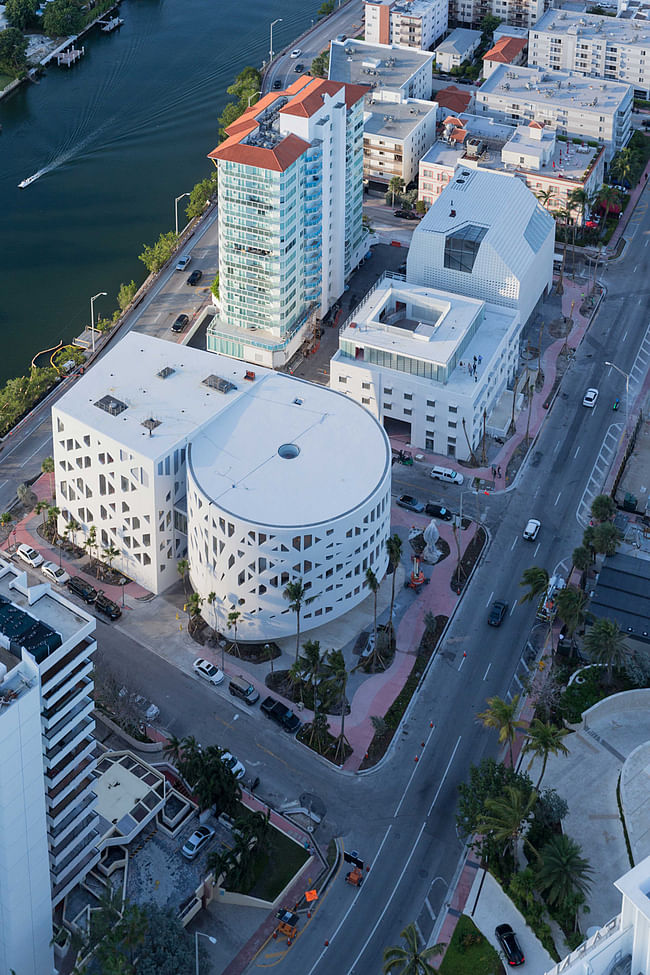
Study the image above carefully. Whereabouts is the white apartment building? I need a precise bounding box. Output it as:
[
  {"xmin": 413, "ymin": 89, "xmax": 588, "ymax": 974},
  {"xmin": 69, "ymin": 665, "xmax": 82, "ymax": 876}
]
[
  {"xmin": 329, "ymin": 38, "xmax": 434, "ymax": 100},
  {"xmin": 408, "ymin": 167, "xmax": 555, "ymax": 325},
  {"xmin": 476, "ymin": 63, "xmax": 633, "ymax": 161},
  {"xmin": 419, "ymin": 114, "xmax": 605, "ymax": 220},
  {"xmin": 434, "ymin": 28, "xmax": 482, "ymax": 71},
  {"xmin": 363, "ymin": 0, "xmax": 448, "ymax": 51},
  {"xmin": 53, "ymin": 334, "xmax": 392, "ymax": 641},
  {"xmin": 530, "ymin": 8, "xmax": 650, "ymax": 98},
  {"xmin": 206, "ymin": 76, "xmax": 367, "ymax": 369},
  {"xmin": 0, "ymin": 561, "xmax": 99, "ymax": 975},
  {"xmin": 330, "ymin": 275, "xmax": 520, "ymax": 458},
  {"xmin": 449, "ymin": 0, "xmax": 547, "ymax": 32},
  {"xmin": 545, "ymin": 855, "xmax": 650, "ymax": 975},
  {"xmin": 364, "ymin": 90, "xmax": 438, "ymax": 184}
]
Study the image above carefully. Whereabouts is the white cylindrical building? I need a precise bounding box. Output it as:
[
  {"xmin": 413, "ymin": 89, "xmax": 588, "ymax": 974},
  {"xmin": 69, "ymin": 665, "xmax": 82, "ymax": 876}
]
[{"xmin": 186, "ymin": 374, "xmax": 392, "ymax": 642}]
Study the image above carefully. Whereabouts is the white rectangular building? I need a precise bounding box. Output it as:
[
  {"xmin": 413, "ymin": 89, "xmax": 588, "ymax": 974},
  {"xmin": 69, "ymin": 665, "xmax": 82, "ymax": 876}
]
[
  {"xmin": 330, "ymin": 275, "xmax": 520, "ymax": 458},
  {"xmin": 329, "ymin": 39, "xmax": 434, "ymax": 100},
  {"xmin": 434, "ymin": 28, "xmax": 482, "ymax": 72},
  {"xmin": 0, "ymin": 561, "xmax": 99, "ymax": 975},
  {"xmin": 407, "ymin": 167, "xmax": 555, "ymax": 326},
  {"xmin": 529, "ymin": 8, "xmax": 650, "ymax": 98},
  {"xmin": 476, "ymin": 63, "xmax": 633, "ymax": 161},
  {"xmin": 363, "ymin": 0, "xmax": 448, "ymax": 51},
  {"xmin": 364, "ymin": 90, "xmax": 438, "ymax": 184}
]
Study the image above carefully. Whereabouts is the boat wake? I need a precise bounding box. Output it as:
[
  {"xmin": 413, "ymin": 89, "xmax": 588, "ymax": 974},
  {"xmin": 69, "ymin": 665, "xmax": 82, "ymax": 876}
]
[{"xmin": 18, "ymin": 168, "xmax": 46, "ymax": 189}]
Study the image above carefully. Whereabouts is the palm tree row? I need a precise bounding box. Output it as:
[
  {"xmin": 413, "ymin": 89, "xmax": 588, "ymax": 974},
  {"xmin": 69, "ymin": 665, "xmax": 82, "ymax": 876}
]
[
  {"xmin": 164, "ymin": 734, "xmax": 241, "ymax": 816},
  {"xmin": 290, "ymin": 639, "xmax": 351, "ymax": 763}
]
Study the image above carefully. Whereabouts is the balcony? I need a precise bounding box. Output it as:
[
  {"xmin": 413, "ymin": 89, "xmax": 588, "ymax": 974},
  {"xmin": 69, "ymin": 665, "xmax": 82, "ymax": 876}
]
[
  {"xmin": 48, "ymin": 776, "xmax": 96, "ymax": 826},
  {"xmin": 48, "ymin": 757, "xmax": 95, "ymax": 806},
  {"xmin": 41, "ymin": 637, "xmax": 95, "ymax": 689},
  {"xmin": 51, "ymin": 847, "xmax": 100, "ymax": 908},
  {"xmin": 43, "ymin": 658, "xmax": 93, "ymax": 709},
  {"xmin": 50, "ymin": 791, "xmax": 98, "ymax": 846},
  {"xmin": 45, "ymin": 738, "xmax": 95, "ymax": 788},
  {"xmin": 45, "ymin": 697, "xmax": 94, "ymax": 750},
  {"xmin": 50, "ymin": 815, "xmax": 98, "ymax": 867}
]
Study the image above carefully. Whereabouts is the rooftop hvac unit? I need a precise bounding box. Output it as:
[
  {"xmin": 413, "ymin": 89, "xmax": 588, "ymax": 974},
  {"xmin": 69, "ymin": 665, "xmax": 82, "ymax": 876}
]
[{"xmin": 465, "ymin": 137, "xmax": 484, "ymax": 157}]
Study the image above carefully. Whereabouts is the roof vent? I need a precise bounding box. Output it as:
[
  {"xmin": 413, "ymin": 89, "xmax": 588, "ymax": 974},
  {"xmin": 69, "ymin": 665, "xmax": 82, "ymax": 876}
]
[
  {"xmin": 202, "ymin": 375, "xmax": 238, "ymax": 394},
  {"xmin": 157, "ymin": 366, "xmax": 175, "ymax": 379},
  {"xmin": 278, "ymin": 443, "xmax": 300, "ymax": 460},
  {"xmin": 142, "ymin": 418, "xmax": 161, "ymax": 435},
  {"xmin": 95, "ymin": 395, "xmax": 127, "ymax": 417},
  {"xmin": 293, "ymin": 398, "xmax": 303, "ymax": 406}
]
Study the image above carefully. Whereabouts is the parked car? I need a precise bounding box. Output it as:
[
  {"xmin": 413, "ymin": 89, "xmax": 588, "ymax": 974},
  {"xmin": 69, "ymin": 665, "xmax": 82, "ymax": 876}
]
[
  {"xmin": 488, "ymin": 600, "xmax": 508, "ymax": 626},
  {"xmin": 336, "ymin": 33, "xmax": 347, "ymax": 41},
  {"xmin": 425, "ymin": 502, "xmax": 453, "ymax": 521},
  {"xmin": 290, "ymin": 48, "xmax": 301, "ymax": 58},
  {"xmin": 396, "ymin": 494, "xmax": 425, "ymax": 513},
  {"xmin": 16, "ymin": 543, "xmax": 43, "ymax": 568},
  {"xmin": 495, "ymin": 924, "xmax": 525, "ymax": 966},
  {"xmin": 261, "ymin": 695, "xmax": 301, "ymax": 733},
  {"xmin": 523, "ymin": 518, "xmax": 541, "ymax": 541},
  {"xmin": 430, "ymin": 465, "xmax": 464, "ymax": 486},
  {"xmin": 585, "ymin": 220, "xmax": 599, "ymax": 229},
  {"xmin": 221, "ymin": 751, "xmax": 245, "ymax": 780},
  {"xmin": 186, "ymin": 269, "xmax": 203, "ymax": 286},
  {"xmin": 41, "ymin": 561, "xmax": 69, "ymax": 585},
  {"xmin": 66, "ymin": 576, "xmax": 98, "ymax": 603},
  {"xmin": 95, "ymin": 591, "xmax": 121, "ymax": 620},
  {"xmin": 394, "ymin": 210, "xmax": 419, "ymax": 220},
  {"xmin": 583, "ymin": 387, "xmax": 599, "ymax": 408},
  {"xmin": 294, "ymin": 63, "xmax": 304, "ymax": 72},
  {"xmin": 181, "ymin": 825, "xmax": 215, "ymax": 860},
  {"xmin": 176, "ymin": 255, "xmax": 191, "ymax": 271},
  {"xmin": 171, "ymin": 313, "xmax": 189, "ymax": 333},
  {"xmin": 193, "ymin": 657, "xmax": 225, "ymax": 685}
]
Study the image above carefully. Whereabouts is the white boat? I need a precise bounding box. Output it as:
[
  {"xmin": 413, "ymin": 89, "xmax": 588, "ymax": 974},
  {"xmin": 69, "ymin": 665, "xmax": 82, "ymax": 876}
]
[{"xmin": 18, "ymin": 171, "xmax": 43, "ymax": 189}]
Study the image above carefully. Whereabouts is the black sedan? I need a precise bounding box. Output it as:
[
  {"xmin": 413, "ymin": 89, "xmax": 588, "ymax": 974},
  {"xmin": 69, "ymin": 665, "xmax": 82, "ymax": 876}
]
[
  {"xmin": 488, "ymin": 600, "xmax": 508, "ymax": 627},
  {"xmin": 187, "ymin": 269, "xmax": 203, "ymax": 286},
  {"xmin": 171, "ymin": 313, "xmax": 189, "ymax": 333},
  {"xmin": 425, "ymin": 502, "xmax": 453, "ymax": 521},
  {"xmin": 396, "ymin": 495, "xmax": 425, "ymax": 513},
  {"xmin": 294, "ymin": 63, "xmax": 305, "ymax": 73},
  {"xmin": 394, "ymin": 210, "xmax": 419, "ymax": 220},
  {"xmin": 495, "ymin": 924, "xmax": 525, "ymax": 966}
]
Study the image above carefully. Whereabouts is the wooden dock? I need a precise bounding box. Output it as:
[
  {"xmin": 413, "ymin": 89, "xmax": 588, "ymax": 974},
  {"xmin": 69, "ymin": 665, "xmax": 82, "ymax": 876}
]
[
  {"xmin": 99, "ymin": 15, "xmax": 124, "ymax": 31},
  {"xmin": 56, "ymin": 45, "xmax": 84, "ymax": 67}
]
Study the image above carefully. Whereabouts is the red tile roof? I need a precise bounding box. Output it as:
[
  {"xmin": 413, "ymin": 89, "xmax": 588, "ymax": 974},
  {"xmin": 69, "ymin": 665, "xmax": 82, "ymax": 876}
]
[
  {"xmin": 483, "ymin": 36, "xmax": 528, "ymax": 64},
  {"xmin": 280, "ymin": 77, "xmax": 368, "ymax": 116},
  {"xmin": 436, "ymin": 85, "xmax": 472, "ymax": 115},
  {"xmin": 208, "ymin": 132, "xmax": 311, "ymax": 173}
]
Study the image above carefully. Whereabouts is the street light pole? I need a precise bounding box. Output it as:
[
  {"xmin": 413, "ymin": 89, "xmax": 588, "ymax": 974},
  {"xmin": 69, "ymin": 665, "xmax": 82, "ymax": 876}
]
[
  {"xmin": 270, "ymin": 18, "xmax": 282, "ymax": 62},
  {"xmin": 605, "ymin": 360, "xmax": 630, "ymax": 431},
  {"xmin": 195, "ymin": 931, "xmax": 217, "ymax": 974},
  {"xmin": 175, "ymin": 192, "xmax": 191, "ymax": 237},
  {"xmin": 90, "ymin": 292, "xmax": 107, "ymax": 355},
  {"xmin": 247, "ymin": 89, "xmax": 262, "ymax": 108}
]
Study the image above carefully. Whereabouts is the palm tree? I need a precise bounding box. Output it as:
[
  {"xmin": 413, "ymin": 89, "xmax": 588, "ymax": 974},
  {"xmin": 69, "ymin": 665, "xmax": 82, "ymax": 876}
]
[
  {"xmin": 535, "ymin": 834, "xmax": 593, "ymax": 925},
  {"xmin": 584, "ymin": 618, "xmax": 631, "ymax": 684},
  {"xmin": 283, "ymin": 578, "xmax": 312, "ymax": 665},
  {"xmin": 595, "ymin": 184, "xmax": 620, "ymax": 237},
  {"xmin": 555, "ymin": 587, "xmax": 588, "ymax": 651},
  {"xmin": 186, "ymin": 591, "xmax": 203, "ymax": 633},
  {"xmin": 41, "ymin": 455, "xmax": 55, "ymax": 498},
  {"xmin": 0, "ymin": 513, "xmax": 11, "ymax": 528},
  {"xmin": 388, "ymin": 175, "xmax": 405, "ymax": 207},
  {"xmin": 46, "ymin": 504, "xmax": 60, "ymax": 536},
  {"xmin": 568, "ymin": 187, "xmax": 589, "ymax": 227},
  {"xmin": 325, "ymin": 649, "xmax": 349, "ymax": 765},
  {"xmin": 592, "ymin": 521, "xmax": 621, "ymax": 557},
  {"xmin": 590, "ymin": 493, "xmax": 616, "ymax": 524},
  {"xmin": 386, "ymin": 534, "xmax": 403, "ymax": 648},
  {"xmin": 479, "ymin": 785, "xmax": 538, "ymax": 865},
  {"xmin": 102, "ymin": 544, "xmax": 120, "ymax": 575},
  {"xmin": 522, "ymin": 719, "xmax": 571, "ymax": 789},
  {"xmin": 84, "ymin": 525, "xmax": 97, "ymax": 569},
  {"xmin": 299, "ymin": 639, "xmax": 323, "ymax": 707},
  {"xmin": 382, "ymin": 922, "xmax": 445, "ymax": 975},
  {"xmin": 477, "ymin": 694, "xmax": 525, "ymax": 768},
  {"xmin": 365, "ymin": 567, "xmax": 384, "ymax": 671},
  {"xmin": 571, "ymin": 545, "xmax": 592, "ymax": 582},
  {"xmin": 508, "ymin": 371, "xmax": 520, "ymax": 436},
  {"xmin": 176, "ymin": 557, "xmax": 190, "ymax": 595},
  {"xmin": 536, "ymin": 188, "xmax": 553, "ymax": 208},
  {"xmin": 35, "ymin": 499, "xmax": 49, "ymax": 527},
  {"xmin": 207, "ymin": 847, "xmax": 236, "ymax": 887},
  {"xmin": 519, "ymin": 566, "xmax": 549, "ymax": 606},
  {"xmin": 289, "ymin": 659, "xmax": 305, "ymax": 705},
  {"xmin": 227, "ymin": 609, "xmax": 241, "ymax": 657}
]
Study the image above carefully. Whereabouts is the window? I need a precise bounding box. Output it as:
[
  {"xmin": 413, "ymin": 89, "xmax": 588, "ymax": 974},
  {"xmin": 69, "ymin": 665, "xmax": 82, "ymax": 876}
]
[
  {"xmin": 449, "ymin": 405, "xmax": 457, "ymax": 413},
  {"xmin": 362, "ymin": 381, "xmax": 370, "ymax": 390},
  {"xmin": 427, "ymin": 399, "xmax": 435, "ymax": 407},
  {"xmin": 404, "ymin": 408, "xmax": 412, "ymax": 416},
  {"xmin": 404, "ymin": 393, "xmax": 412, "ymax": 401},
  {"xmin": 444, "ymin": 224, "xmax": 488, "ymax": 273},
  {"xmin": 338, "ymin": 375, "xmax": 347, "ymax": 384}
]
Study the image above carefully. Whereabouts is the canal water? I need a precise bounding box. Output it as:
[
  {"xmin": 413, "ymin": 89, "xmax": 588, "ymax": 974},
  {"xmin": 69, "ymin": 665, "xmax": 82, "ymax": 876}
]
[{"xmin": 0, "ymin": 0, "xmax": 317, "ymax": 384}]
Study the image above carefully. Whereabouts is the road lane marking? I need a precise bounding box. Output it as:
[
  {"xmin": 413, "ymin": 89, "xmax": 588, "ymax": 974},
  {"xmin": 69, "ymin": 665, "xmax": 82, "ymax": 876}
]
[
  {"xmin": 458, "ymin": 654, "xmax": 465, "ymax": 672},
  {"xmin": 534, "ymin": 542, "xmax": 541, "ymax": 558},
  {"xmin": 348, "ymin": 820, "xmax": 427, "ymax": 974},
  {"xmin": 510, "ymin": 537, "xmax": 517, "ymax": 551},
  {"xmin": 428, "ymin": 735, "xmax": 462, "ymax": 817},
  {"xmin": 510, "ymin": 602, "xmax": 517, "ymax": 616},
  {"xmin": 483, "ymin": 663, "xmax": 491, "ymax": 681},
  {"xmin": 21, "ymin": 437, "xmax": 51, "ymax": 465},
  {"xmin": 303, "ymin": 826, "xmax": 394, "ymax": 975},
  {"xmin": 622, "ymin": 329, "xmax": 628, "ymax": 342},
  {"xmin": 574, "ymin": 445, "xmax": 581, "ymax": 459},
  {"xmin": 394, "ymin": 719, "xmax": 437, "ymax": 817},
  {"xmin": 554, "ymin": 491, "xmax": 562, "ymax": 506},
  {"xmin": 485, "ymin": 591, "xmax": 494, "ymax": 607}
]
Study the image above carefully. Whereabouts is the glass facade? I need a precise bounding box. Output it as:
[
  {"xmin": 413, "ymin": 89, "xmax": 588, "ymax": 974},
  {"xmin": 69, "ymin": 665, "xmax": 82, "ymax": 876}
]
[{"xmin": 443, "ymin": 224, "xmax": 488, "ymax": 273}]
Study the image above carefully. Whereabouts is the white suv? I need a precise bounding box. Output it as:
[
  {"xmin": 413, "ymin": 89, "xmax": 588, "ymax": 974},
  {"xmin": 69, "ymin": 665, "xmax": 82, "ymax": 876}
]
[
  {"xmin": 430, "ymin": 465, "xmax": 464, "ymax": 486},
  {"xmin": 17, "ymin": 543, "xmax": 43, "ymax": 568},
  {"xmin": 523, "ymin": 519, "xmax": 541, "ymax": 541},
  {"xmin": 193, "ymin": 657, "xmax": 225, "ymax": 685}
]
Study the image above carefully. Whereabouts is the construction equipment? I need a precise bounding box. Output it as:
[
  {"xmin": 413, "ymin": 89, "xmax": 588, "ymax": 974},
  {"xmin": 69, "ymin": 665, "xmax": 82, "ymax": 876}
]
[
  {"xmin": 275, "ymin": 909, "xmax": 299, "ymax": 943},
  {"xmin": 405, "ymin": 551, "xmax": 428, "ymax": 591},
  {"xmin": 345, "ymin": 866, "xmax": 364, "ymax": 887}
]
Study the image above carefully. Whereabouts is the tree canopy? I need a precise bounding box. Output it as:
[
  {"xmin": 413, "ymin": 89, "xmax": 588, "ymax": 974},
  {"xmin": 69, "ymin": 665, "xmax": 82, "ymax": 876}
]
[
  {"xmin": 42, "ymin": 0, "xmax": 85, "ymax": 37},
  {"xmin": 186, "ymin": 173, "xmax": 218, "ymax": 220},
  {"xmin": 0, "ymin": 26, "xmax": 28, "ymax": 75},
  {"xmin": 5, "ymin": 0, "xmax": 38, "ymax": 31},
  {"xmin": 139, "ymin": 232, "xmax": 179, "ymax": 274}
]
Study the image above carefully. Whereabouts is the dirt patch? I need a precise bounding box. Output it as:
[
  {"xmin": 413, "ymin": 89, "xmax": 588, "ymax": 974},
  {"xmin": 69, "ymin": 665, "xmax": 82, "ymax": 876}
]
[
  {"xmin": 450, "ymin": 526, "xmax": 487, "ymax": 593},
  {"xmin": 188, "ymin": 625, "xmax": 281, "ymax": 663}
]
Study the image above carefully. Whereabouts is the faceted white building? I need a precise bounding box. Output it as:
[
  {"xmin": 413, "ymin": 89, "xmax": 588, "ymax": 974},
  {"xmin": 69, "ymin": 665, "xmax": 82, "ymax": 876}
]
[
  {"xmin": 0, "ymin": 560, "xmax": 99, "ymax": 975},
  {"xmin": 53, "ymin": 334, "xmax": 392, "ymax": 639},
  {"xmin": 407, "ymin": 168, "xmax": 555, "ymax": 326}
]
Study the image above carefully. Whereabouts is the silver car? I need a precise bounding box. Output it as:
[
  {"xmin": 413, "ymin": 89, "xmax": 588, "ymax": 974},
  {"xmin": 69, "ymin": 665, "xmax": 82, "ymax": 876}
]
[{"xmin": 181, "ymin": 825, "xmax": 215, "ymax": 860}]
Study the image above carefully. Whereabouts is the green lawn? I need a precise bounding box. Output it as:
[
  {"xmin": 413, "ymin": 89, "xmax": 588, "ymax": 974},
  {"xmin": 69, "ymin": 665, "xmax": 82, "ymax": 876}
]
[
  {"xmin": 247, "ymin": 827, "xmax": 309, "ymax": 902},
  {"xmin": 439, "ymin": 915, "xmax": 505, "ymax": 975}
]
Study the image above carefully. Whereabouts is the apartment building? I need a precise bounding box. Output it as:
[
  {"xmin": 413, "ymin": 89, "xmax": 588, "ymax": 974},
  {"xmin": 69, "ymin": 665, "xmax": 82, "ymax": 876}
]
[
  {"xmin": 434, "ymin": 28, "xmax": 482, "ymax": 71},
  {"xmin": 329, "ymin": 38, "xmax": 434, "ymax": 99},
  {"xmin": 449, "ymin": 0, "xmax": 547, "ymax": 32},
  {"xmin": 529, "ymin": 8, "xmax": 650, "ymax": 98},
  {"xmin": 482, "ymin": 34, "xmax": 528, "ymax": 78},
  {"xmin": 52, "ymin": 334, "xmax": 392, "ymax": 641},
  {"xmin": 407, "ymin": 167, "xmax": 555, "ymax": 325},
  {"xmin": 206, "ymin": 76, "xmax": 367, "ymax": 368},
  {"xmin": 0, "ymin": 561, "xmax": 99, "ymax": 975},
  {"xmin": 476, "ymin": 63, "xmax": 633, "ymax": 161},
  {"xmin": 363, "ymin": 0, "xmax": 448, "ymax": 50},
  {"xmin": 364, "ymin": 90, "xmax": 438, "ymax": 184},
  {"xmin": 330, "ymin": 275, "xmax": 520, "ymax": 459},
  {"xmin": 419, "ymin": 114, "xmax": 605, "ymax": 220}
]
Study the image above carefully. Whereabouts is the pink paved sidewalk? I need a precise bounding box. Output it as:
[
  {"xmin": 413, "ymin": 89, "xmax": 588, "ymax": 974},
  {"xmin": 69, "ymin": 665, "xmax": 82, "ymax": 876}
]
[{"xmin": 608, "ymin": 157, "xmax": 650, "ymax": 251}]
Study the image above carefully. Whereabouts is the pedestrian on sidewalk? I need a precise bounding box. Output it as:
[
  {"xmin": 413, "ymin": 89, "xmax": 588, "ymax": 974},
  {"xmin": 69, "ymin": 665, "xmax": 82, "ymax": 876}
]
[
  {"xmin": 491, "ymin": 466, "xmax": 496, "ymax": 478},
  {"xmin": 497, "ymin": 465, "xmax": 502, "ymax": 477}
]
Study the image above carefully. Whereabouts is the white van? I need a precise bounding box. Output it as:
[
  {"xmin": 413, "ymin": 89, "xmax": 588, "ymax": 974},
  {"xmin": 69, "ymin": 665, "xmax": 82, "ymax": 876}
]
[{"xmin": 430, "ymin": 466, "xmax": 464, "ymax": 486}]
